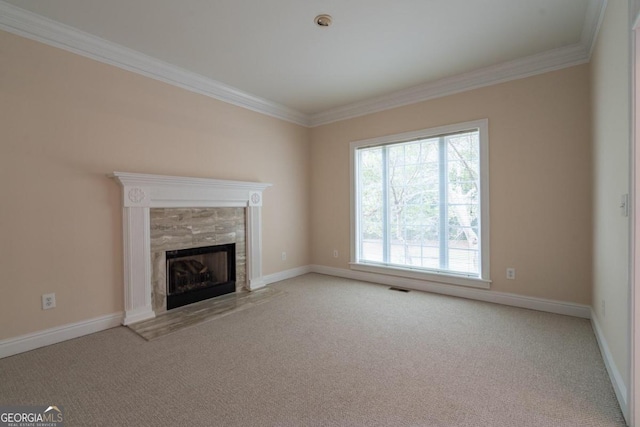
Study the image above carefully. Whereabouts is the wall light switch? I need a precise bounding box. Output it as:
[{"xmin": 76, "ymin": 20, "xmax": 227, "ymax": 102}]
[{"xmin": 620, "ymin": 194, "xmax": 629, "ymax": 217}]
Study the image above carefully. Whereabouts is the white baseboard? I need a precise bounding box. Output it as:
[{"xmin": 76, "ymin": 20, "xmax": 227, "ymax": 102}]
[
  {"xmin": 263, "ymin": 265, "xmax": 313, "ymax": 286},
  {"xmin": 1, "ymin": 268, "xmax": 626, "ymax": 424},
  {"xmin": 309, "ymin": 266, "xmax": 630, "ymax": 420},
  {"xmin": 0, "ymin": 266, "xmax": 594, "ymax": 361},
  {"xmin": 0, "ymin": 312, "xmax": 123, "ymax": 359},
  {"xmin": 591, "ymin": 310, "xmax": 629, "ymax": 423},
  {"xmin": 309, "ymin": 265, "xmax": 592, "ymax": 319},
  {"xmin": 0, "ymin": 265, "xmax": 313, "ymax": 359}
]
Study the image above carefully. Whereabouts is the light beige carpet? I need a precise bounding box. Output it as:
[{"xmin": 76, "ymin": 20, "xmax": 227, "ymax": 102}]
[{"xmin": 0, "ymin": 274, "xmax": 626, "ymax": 426}]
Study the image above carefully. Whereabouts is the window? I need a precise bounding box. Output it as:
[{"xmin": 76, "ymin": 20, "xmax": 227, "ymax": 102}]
[{"xmin": 350, "ymin": 119, "xmax": 490, "ymax": 288}]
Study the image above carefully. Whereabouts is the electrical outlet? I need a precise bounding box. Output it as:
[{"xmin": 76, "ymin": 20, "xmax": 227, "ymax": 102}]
[
  {"xmin": 281, "ymin": 252, "xmax": 287, "ymax": 261},
  {"xmin": 506, "ymin": 268, "xmax": 516, "ymax": 280},
  {"xmin": 42, "ymin": 293, "xmax": 56, "ymax": 310},
  {"xmin": 601, "ymin": 299, "xmax": 606, "ymax": 317},
  {"xmin": 333, "ymin": 249, "xmax": 339, "ymax": 258}
]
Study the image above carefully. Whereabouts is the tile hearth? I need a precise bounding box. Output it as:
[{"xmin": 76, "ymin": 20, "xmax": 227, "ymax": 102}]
[{"xmin": 128, "ymin": 287, "xmax": 285, "ymax": 340}]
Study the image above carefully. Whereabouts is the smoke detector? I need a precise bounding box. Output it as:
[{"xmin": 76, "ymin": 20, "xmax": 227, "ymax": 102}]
[{"xmin": 314, "ymin": 14, "xmax": 332, "ymax": 27}]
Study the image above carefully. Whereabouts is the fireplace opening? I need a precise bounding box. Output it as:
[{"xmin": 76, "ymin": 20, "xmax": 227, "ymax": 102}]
[{"xmin": 166, "ymin": 243, "xmax": 236, "ymax": 310}]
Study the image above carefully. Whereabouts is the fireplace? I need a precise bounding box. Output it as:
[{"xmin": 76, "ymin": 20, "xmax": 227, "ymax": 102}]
[
  {"xmin": 166, "ymin": 243, "xmax": 236, "ymax": 309},
  {"xmin": 110, "ymin": 172, "xmax": 271, "ymax": 325}
]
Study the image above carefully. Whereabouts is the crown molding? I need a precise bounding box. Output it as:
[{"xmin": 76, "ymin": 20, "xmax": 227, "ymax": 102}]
[
  {"xmin": 308, "ymin": 43, "xmax": 590, "ymax": 127},
  {"xmin": 582, "ymin": 0, "xmax": 608, "ymax": 58},
  {"xmin": 0, "ymin": 1, "xmax": 310, "ymax": 126},
  {"xmin": 309, "ymin": 0, "xmax": 605, "ymax": 126},
  {"xmin": 0, "ymin": 0, "xmax": 605, "ymax": 128}
]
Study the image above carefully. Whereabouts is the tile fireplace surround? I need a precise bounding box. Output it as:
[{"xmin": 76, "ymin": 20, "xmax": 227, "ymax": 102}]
[{"xmin": 111, "ymin": 172, "xmax": 272, "ymax": 325}]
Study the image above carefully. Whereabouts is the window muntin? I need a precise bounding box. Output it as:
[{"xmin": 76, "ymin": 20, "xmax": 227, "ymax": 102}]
[{"xmin": 351, "ymin": 120, "xmax": 489, "ymax": 286}]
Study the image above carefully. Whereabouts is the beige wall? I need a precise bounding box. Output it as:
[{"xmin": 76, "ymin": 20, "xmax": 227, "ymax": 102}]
[
  {"xmin": 310, "ymin": 64, "xmax": 593, "ymax": 304},
  {"xmin": 590, "ymin": 0, "xmax": 631, "ymax": 393},
  {"xmin": 0, "ymin": 11, "xmax": 620, "ymax": 359},
  {"xmin": 0, "ymin": 31, "xmax": 310, "ymax": 340}
]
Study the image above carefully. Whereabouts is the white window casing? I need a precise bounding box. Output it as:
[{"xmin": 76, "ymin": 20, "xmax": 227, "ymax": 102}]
[{"xmin": 349, "ymin": 119, "xmax": 491, "ymax": 289}]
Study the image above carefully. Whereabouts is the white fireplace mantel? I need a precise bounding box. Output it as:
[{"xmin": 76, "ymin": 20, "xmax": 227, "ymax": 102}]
[{"xmin": 111, "ymin": 172, "xmax": 272, "ymax": 325}]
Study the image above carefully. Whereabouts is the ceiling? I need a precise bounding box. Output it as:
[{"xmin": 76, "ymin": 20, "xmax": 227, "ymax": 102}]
[{"xmin": 0, "ymin": 0, "xmax": 604, "ymax": 126}]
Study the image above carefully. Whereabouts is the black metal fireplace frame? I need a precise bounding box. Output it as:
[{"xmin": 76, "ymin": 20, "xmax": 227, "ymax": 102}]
[{"xmin": 165, "ymin": 243, "xmax": 236, "ymax": 310}]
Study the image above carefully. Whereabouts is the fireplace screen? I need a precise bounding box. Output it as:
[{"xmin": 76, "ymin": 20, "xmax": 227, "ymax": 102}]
[{"xmin": 166, "ymin": 243, "xmax": 236, "ymax": 310}]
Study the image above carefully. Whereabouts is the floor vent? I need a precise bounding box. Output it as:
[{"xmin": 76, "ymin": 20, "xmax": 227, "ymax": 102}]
[{"xmin": 389, "ymin": 287, "xmax": 410, "ymax": 293}]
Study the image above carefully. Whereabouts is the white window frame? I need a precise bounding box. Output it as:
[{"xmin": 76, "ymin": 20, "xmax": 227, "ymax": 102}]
[{"xmin": 349, "ymin": 119, "xmax": 491, "ymax": 289}]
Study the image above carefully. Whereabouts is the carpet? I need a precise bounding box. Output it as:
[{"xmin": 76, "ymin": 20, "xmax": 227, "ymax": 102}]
[{"xmin": 0, "ymin": 274, "xmax": 626, "ymax": 426}]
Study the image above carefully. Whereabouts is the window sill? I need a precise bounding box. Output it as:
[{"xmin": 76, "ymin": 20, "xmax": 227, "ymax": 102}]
[{"xmin": 349, "ymin": 262, "xmax": 491, "ymax": 289}]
